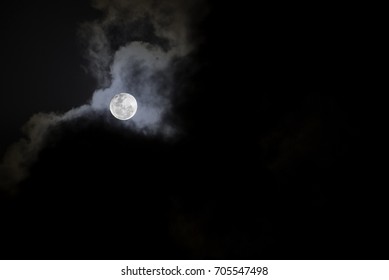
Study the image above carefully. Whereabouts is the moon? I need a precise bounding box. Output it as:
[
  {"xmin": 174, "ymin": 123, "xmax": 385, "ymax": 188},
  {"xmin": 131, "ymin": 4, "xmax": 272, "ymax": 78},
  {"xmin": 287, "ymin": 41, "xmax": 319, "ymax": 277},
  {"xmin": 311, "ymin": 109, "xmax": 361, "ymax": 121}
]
[{"xmin": 109, "ymin": 93, "xmax": 137, "ymax": 120}]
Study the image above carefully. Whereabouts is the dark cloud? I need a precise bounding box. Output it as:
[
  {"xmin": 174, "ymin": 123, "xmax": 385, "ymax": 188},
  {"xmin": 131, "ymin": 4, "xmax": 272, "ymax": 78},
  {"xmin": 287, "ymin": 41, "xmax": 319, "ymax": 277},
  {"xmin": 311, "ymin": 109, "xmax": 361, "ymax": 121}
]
[{"xmin": 0, "ymin": 1, "xmax": 382, "ymax": 259}]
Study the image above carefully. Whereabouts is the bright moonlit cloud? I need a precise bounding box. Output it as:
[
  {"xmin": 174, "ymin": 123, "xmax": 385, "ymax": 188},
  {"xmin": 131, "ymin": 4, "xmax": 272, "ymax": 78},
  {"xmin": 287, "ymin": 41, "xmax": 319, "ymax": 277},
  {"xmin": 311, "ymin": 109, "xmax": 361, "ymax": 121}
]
[{"xmin": 90, "ymin": 42, "xmax": 176, "ymax": 134}]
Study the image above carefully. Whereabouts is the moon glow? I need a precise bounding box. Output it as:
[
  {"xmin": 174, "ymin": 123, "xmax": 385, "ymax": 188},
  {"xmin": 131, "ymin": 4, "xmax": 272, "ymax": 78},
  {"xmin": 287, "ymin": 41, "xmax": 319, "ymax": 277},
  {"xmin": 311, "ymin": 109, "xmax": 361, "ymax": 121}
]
[{"xmin": 109, "ymin": 93, "xmax": 137, "ymax": 120}]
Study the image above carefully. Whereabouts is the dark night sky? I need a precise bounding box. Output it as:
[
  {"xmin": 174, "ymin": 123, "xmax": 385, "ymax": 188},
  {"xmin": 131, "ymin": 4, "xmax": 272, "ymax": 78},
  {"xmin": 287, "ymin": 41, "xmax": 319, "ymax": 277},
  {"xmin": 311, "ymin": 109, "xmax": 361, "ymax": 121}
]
[{"xmin": 0, "ymin": 0, "xmax": 385, "ymax": 259}]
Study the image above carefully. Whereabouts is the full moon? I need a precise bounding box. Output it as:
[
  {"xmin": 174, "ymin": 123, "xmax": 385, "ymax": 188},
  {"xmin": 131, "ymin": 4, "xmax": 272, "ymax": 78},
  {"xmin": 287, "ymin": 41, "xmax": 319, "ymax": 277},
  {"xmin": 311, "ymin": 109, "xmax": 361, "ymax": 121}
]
[{"xmin": 109, "ymin": 93, "xmax": 137, "ymax": 120}]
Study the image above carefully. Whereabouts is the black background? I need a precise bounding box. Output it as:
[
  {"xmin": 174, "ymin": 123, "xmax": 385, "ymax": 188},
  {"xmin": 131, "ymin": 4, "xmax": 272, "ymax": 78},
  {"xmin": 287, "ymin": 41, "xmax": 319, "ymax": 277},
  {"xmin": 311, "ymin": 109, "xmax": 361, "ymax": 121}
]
[{"xmin": 0, "ymin": 0, "xmax": 385, "ymax": 259}]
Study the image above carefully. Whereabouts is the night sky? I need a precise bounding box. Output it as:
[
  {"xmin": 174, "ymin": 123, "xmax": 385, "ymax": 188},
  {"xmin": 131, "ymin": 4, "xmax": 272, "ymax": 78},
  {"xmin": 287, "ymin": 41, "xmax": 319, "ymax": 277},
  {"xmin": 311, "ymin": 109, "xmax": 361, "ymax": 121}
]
[{"xmin": 0, "ymin": 0, "xmax": 384, "ymax": 259}]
